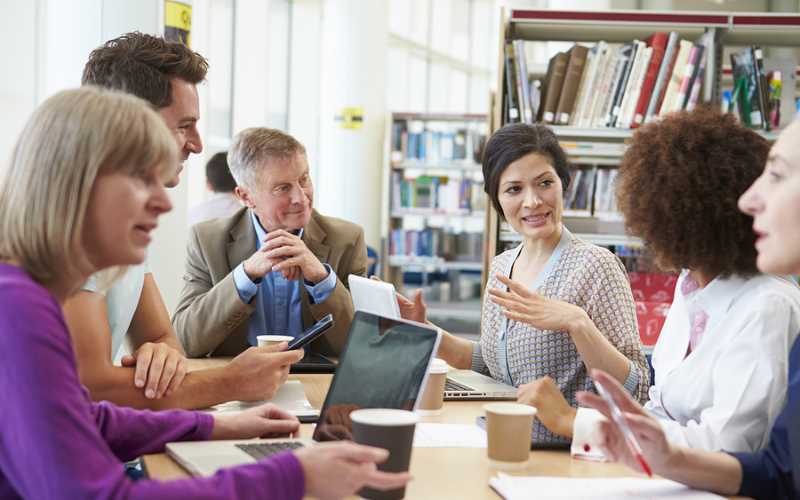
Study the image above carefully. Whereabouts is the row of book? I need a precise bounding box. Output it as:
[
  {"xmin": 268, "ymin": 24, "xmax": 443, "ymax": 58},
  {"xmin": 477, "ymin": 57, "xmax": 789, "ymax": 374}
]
[
  {"xmin": 389, "ymin": 229, "xmax": 483, "ymax": 262},
  {"xmin": 728, "ymin": 46, "xmax": 782, "ymax": 130},
  {"xmin": 564, "ymin": 167, "xmax": 619, "ymax": 218},
  {"xmin": 505, "ymin": 30, "xmax": 716, "ymax": 129},
  {"xmin": 391, "ymin": 121, "xmax": 486, "ymax": 164},
  {"xmin": 391, "ymin": 172, "xmax": 486, "ymax": 213}
]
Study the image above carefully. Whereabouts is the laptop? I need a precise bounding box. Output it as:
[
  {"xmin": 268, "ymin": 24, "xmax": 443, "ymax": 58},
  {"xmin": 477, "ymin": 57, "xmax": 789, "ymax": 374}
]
[
  {"xmin": 444, "ymin": 370, "xmax": 517, "ymax": 400},
  {"xmin": 166, "ymin": 311, "xmax": 441, "ymax": 477}
]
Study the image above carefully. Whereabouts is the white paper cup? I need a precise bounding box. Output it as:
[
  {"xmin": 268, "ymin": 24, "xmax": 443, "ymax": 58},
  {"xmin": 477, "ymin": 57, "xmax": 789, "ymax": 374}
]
[{"xmin": 257, "ymin": 334, "xmax": 294, "ymax": 347}]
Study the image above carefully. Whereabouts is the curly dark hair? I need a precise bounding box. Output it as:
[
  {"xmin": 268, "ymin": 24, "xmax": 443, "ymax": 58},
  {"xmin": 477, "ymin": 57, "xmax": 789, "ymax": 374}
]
[
  {"xmin": 82, "ymin": 32, "xmax": 208, "ymax": 109},
  {"xmin": 616, "ymin": 108, "xmax": 768, "ymax": 278},
  {"xmin": 482, "ymin": 122, "xmax": 570, "ymax": 218}
]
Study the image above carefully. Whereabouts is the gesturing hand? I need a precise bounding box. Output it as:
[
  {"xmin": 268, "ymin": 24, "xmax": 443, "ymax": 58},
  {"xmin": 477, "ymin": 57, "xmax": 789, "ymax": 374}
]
[
  {"xmin": 121, "ymin": 342, "xmax": 187, "ymax": 399},
  {"xmin": 262, "ymin": 229, "xmax": 328, "ymax": 283},
  {"xmin": 577, "ymin": 369, "xmax": 676, "ymax": 474},
  {"xmin": 211, "ymin": 403, "xmax": 300, "ymax": 440},
  {"xmin": 488, "ymin": 274, "xmax": 585, "ymax": 333},
  {"xmin": 296, "ymin": 442, "xmax": 413, "ymax": 500},
  {"xmin": 517, "ymin": 376, "xmax": 576, "ymax": 438}
]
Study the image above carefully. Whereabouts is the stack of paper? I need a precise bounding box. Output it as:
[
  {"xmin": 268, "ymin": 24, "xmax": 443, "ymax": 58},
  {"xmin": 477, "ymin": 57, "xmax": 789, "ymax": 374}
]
[
  {"xmin": 412, "ymin": 423, "xmax": 487, "ymax": 448},
  {"xmin": 205, "ymin": 380, "xmax": 319, "ymax": 419},
  {"xmin": 489, "ymin": 474, "xmax": 724, "ymax": 499}
]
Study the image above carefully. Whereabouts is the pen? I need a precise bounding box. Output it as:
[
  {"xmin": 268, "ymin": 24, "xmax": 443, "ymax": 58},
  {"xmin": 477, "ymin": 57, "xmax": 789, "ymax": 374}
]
[{"xmin": 593, "ymin": 380, "xmax": 653, "ymax": 477}]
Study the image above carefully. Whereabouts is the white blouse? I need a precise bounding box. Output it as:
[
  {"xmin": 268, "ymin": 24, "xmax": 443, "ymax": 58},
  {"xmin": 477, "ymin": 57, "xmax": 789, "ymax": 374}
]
[{"xmin": 573, "ymin": 271, "xmax": 800, "ymax": 457}]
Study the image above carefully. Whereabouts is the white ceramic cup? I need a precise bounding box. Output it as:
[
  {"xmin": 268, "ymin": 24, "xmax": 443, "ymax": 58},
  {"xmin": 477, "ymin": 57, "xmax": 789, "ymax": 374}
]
[{"xmin": 257, "ymin": 334, "xmax": 294, "ymax": 347}]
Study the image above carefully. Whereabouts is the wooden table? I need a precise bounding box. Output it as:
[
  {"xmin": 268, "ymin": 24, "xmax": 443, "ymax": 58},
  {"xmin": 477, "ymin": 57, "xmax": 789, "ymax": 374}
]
[{"xmin": 143, "ymin": 360, "xmax": 744, "ymax": 499}]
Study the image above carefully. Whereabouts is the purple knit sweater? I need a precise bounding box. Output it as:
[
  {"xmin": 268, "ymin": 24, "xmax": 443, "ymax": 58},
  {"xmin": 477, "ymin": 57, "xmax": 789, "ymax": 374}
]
[{"xmin": 0, "ymin": 263, "xmax": 304, "ymax": 499}]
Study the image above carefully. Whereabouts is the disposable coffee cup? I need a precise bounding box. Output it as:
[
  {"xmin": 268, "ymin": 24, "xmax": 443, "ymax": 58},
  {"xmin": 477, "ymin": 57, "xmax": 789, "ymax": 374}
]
[
  {"xmin": 350, "ymin": 409, "xmax": 419, "ymax": 500},
  {"xmin": 256, "ymin": 334, "xmax": 294, "ymax": 347},
  {"xmin": 483, "ymin": 402, "xmax": 536, "ymax": 470},
  {"xmin": 416, "ymin": 358, "xmax": 449, "ymax": 415}
]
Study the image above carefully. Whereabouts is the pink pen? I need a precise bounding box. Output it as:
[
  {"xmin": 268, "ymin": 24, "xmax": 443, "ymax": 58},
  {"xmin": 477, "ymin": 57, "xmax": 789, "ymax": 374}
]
[{"xmin": 594, "ymin": 380, "xmax": 653, "ymax": 477}]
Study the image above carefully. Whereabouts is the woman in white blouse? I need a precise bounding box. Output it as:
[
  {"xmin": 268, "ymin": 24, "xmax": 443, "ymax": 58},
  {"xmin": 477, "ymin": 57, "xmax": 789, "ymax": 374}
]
[{"xmin": 531, "ymin": 108, "xmax": 800, "ymax": 455}]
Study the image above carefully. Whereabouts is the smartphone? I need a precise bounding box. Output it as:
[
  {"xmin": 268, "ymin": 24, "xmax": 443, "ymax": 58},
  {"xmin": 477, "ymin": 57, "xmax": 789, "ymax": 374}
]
[{"xmin": 287, "ymin": 313, "xmax": 334, "ymax": 350}]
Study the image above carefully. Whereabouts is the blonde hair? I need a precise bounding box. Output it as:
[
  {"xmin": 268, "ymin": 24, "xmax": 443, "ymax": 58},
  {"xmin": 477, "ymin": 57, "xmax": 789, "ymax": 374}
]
[
  {"xmin": 227, "ymin": 127, "xmax": 306, "ymax": 188},
  {"xmin": 0, "ymin": 86, "xmax": 177, "ymax": 286}
]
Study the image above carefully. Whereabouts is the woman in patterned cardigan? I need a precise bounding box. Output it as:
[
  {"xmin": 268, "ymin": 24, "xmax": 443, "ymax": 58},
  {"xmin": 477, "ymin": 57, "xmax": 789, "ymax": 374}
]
[{"xmin": 397, "ymin": 123, "xmax": 648, "ymax": 446}]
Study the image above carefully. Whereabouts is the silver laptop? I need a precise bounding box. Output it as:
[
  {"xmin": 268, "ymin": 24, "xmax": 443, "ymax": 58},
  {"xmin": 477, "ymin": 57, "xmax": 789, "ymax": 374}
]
[
  {"xmin": 444, "ymin": 370, "xmax": 516, "ymax": 400},
  {"xmin": 167, "ymin": 311, "xmax": 441, "ymax": 477}
]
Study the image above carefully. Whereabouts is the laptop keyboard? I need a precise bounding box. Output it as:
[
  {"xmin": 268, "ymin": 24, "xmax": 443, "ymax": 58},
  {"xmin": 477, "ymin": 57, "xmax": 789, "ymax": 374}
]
[
  {"xmin": 445, "ymin": 379, "xmax": 473, "ymax": 392},
  {"xmin": 236, "ymin": 441, "xmax": 304, "ymax": 460}
]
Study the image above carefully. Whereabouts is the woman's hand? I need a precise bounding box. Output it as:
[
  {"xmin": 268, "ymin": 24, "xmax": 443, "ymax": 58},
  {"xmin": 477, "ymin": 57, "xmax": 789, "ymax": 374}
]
[
  {"xmin": 296, "ymin": 442, "xmax": 413, "ymax": 500},
  {"xmin": 211, "ymin": 403, "xmax": 300, "ymax": 440},
  {"xmin": 517, "ymin": 377, "xmax": 576, "ymax": 438},
  {"xmin": 488, "ymin": 274, "xmax": 586, "ymax": 333},
  {"xmin": 577, "ymin": 369, "xmax": 677, "ymax": 474},
  {"xmin": 120, "ymin": 342, "xmax": 187, "ymax": 399}
]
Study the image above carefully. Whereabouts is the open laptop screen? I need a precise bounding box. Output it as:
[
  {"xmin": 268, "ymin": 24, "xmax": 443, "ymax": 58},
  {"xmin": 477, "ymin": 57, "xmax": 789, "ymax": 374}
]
[{"xmin": 312, "ymin": 311, "xmax": 440, "ymax": 442}]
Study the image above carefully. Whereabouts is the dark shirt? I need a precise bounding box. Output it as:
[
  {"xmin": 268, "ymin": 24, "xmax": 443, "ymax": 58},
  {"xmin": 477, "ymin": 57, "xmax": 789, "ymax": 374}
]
[{"xmin": 732, "ymin": 335, "xmax": 800, "ymax": 500}]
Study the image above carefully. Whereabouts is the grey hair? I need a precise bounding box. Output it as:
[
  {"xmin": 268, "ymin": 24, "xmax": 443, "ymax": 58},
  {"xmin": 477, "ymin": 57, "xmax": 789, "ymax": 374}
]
[{"xmin": 227, "ymin": 127, "xmax": 306, "ymax": 188}]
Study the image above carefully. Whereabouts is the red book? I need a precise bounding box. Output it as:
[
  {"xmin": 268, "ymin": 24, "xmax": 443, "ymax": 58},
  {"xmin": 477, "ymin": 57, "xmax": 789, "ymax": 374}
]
[{"xmin": 631, "ymin": 32, "xmax": 668, "ymax": 128}]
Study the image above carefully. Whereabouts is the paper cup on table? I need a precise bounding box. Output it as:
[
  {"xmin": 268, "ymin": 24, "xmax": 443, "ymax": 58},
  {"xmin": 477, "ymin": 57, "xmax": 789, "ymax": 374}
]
[
  {"xmin": 416, "ymin": 358, "xmax": 449, "ymax": 415},
  {"xmin": 256, "ymin": 334, "xmax": 294, "ymax": 347},
  {"xmin": 350, "ymin": 409, "xmax": 419, "ymax": 500},
  {"xmin": 484, "ymin": 402, "xmax": 536, "ymax": 470}
]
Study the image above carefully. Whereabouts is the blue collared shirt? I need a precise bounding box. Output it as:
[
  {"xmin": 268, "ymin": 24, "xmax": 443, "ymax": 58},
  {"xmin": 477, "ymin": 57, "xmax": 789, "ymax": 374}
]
[{"xmin": 232, "ymin": 211, "xmax": 337, "ymax": 346}]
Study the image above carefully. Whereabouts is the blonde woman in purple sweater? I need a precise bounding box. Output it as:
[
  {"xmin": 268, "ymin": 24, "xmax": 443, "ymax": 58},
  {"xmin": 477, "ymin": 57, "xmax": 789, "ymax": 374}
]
[{"xmin": 0, "ymin": 87, "xmax": 410, "ymax": 499}]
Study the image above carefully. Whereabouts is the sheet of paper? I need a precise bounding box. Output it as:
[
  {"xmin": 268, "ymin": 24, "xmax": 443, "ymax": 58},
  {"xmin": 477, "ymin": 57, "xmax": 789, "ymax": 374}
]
[
  {"xmin": 204, "ymin": 380, "xmax": 319, "ymax": 418},
  {"xmin": 489, "ymin": 474, "xmax": 725, "ymax": 499},
  {"xmin": 412, "ymin": 423, "xmax": 487, "ymax": 448}
]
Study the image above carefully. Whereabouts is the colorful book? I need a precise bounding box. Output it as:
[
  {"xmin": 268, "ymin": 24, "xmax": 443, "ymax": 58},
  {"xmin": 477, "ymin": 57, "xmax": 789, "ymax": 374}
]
[
  {"xmin": 658, "ymin": 40, "xmax": 693, "ymax": 117},
  {"xmin": 644, "ymin": 32, "xmax": 679, "ymax": 124},
  {"xmin": 632, "ymin": 32, "xmax": 669, "ymax": 128}
]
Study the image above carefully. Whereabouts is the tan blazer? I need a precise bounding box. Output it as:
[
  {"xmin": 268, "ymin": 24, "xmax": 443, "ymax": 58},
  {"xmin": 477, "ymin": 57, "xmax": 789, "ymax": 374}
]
[{"xmin": 173, "ymin": 208, "xmax": 367, "ymax": 357}]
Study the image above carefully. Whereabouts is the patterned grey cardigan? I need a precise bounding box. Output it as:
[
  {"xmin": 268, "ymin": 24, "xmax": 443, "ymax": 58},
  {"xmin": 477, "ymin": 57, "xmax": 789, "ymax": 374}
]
[{"xmin": 473, "ymin": 230, "xmax": 649, "ymax": 446}]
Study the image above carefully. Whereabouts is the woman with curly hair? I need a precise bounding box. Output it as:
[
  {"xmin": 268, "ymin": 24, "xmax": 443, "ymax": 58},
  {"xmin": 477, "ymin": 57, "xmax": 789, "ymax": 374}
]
[
  {"xmin": 393, "ymin": 122, "xmax": 649, "ymax": 447},
  {"xmin": 532, "ymin": 108, "xmax": 800, "ymax": 456},
  {"xmin": 577, "ymin": 113, "xmax": 800, "ymax": 500}
]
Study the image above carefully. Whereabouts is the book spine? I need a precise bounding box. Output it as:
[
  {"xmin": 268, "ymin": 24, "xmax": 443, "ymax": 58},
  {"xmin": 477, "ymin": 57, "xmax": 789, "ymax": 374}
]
[{"xmin": 645, "ymin": 32, "xmax": 679, "ymax": 123}]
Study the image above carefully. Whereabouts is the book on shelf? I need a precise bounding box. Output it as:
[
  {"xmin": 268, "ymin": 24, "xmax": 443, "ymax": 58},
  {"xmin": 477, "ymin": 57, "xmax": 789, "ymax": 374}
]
[
  {"xmin": 555, "ymin": 44, "xmax": 589, "ymax": 125},
  {"xmin": 389, "ymin": 229, "xmax": 482, "ymax": 263},
  {"xmin": 391, "ymin": 120, "xmax": 484, "ymax": 164},
  {"xmin": 504, "ymin": 28, "xmax": 721, "ymax": 130},
  {"xmin": 593, "ymin": 168, "xmax": 620, "ymax": 220},
  {"xmin": 539, "ymin": 51, "xmax": 569, "ymax": 123},
  {"xmin": 632, "ymin": 32, "xmax": 669, "ymax": 128},
  {"xmin": 727, "ymin": 46, "xmax": 790, "ymax": 131},
  {"xmin": 564, "ymin": 167, "xmax": 596, "ymax": 215},
  {"xmin": 391, "ymin": 172, "xmax": 485, "ymax": 213}
]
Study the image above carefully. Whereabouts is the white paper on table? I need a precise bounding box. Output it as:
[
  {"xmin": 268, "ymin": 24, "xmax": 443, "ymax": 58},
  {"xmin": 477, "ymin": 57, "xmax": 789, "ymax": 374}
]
[
  {"xmin": 412, "ymin": 423, "xmax": 487, "ymax": 448},
  {"xmin": 204, "ymin": 380, "xmax": 319, "ymax": 418},
  {"xmin": 489, "ymin": 474, "xmax": 725, "ymax": 499}
]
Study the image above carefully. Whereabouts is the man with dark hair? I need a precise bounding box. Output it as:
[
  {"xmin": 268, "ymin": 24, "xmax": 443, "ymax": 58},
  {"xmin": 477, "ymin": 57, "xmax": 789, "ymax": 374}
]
[
  {"xmin": 187, "ymin": 151, "xmax": 242, "ymax": 227},
  {"xmin": 63, "ymin": 32, "xmax": 302, "ymax": 411}
]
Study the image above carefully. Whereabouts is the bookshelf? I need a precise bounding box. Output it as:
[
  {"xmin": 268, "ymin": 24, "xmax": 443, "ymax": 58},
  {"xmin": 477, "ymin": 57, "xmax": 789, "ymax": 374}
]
[
  {"xmin": 382, "ymin": 112, "xmax": 488, "ymax": 333},
  {"xmin": 487, "ymin": 8, "xmax": 800, "ymax": 351}
]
